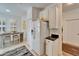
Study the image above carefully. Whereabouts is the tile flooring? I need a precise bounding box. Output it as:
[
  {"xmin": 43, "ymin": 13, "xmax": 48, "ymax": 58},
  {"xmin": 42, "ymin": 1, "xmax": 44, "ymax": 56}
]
[{"xmin": 0, "ymin": 46, "xmax": 33, "ymax": 56}]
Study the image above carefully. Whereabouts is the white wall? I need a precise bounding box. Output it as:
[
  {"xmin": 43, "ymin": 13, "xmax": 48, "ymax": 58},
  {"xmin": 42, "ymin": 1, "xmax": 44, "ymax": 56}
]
[
  {"xmin": 63, "ymin": 8, "xmax": 79, "ymax": 46},
  {"xmin": 63, "ymin": 8, "xmax": 79, "ymax": 19},
  {"xmin": 26, "ymin": 7, "xmax": 32, "ymax": 20}
]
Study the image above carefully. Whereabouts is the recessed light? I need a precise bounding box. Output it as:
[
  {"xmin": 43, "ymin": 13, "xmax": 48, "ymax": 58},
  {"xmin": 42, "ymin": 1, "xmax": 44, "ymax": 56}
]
[{"xmin": 6, "ymin": 9, "xmax": 11, "ymax": 12}]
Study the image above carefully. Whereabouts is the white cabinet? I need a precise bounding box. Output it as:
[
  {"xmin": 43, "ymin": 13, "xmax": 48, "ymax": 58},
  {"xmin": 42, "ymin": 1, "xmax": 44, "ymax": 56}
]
[
  {"xmin": 49, "ymin": 5, "xmax": 59, "ymax": 29},
  {"xmin": 46, "ymin": 39, "xmax": 59, "ymax": 56},
  {"xmin": 39, "ymin": 4, "xmax": 59, "ymax": 29},
  {"xmin": 46, "ymin": 39, "xmax": 53, "ymax": 56},
  {"xmin": 39, "ymin": 8, "xmax": 49, "ymax": 21}
]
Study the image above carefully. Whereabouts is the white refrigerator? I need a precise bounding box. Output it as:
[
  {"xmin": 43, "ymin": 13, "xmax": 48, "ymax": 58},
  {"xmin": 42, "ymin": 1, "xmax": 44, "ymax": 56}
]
[{"xmin": 32, "ymin": 20, "xmax": 49, "ymax": 55}]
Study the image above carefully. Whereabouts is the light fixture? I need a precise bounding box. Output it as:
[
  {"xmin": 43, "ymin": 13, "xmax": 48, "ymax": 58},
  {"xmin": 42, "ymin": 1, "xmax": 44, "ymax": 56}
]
[{"xmin": 6, "ymin": 9, "xmax": 11, "ymax": 12}]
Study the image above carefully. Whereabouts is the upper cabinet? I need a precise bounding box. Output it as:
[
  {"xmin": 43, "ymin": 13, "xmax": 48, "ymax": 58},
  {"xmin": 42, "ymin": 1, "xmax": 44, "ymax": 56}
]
[
  {"xmin": 39, "ymin": 8, "xmax": 49, "ymax": 21},
  {"xmin": 48, "ymin": 4, "xmax": 60, "ymax": 29},
  {"xmin": 39, "ymin": 4, "xmax": 61, "ymax": 29},
  {"xmin": 48, "ymin": 5, "xmax": 57, "ymax": 29}
]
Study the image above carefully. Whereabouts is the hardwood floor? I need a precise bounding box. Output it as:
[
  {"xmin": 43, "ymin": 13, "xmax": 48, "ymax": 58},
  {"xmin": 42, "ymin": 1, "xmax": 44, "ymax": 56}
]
[
  {"xmin": 63, "ymin": 51, "xmax": 72, "ymax": 56},
  {"xmin": 62, "ymin": 43, "xmax": 79, "ymax": 56}
]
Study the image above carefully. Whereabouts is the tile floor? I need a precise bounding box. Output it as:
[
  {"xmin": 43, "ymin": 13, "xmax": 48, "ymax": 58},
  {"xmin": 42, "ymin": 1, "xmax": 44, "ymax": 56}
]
[{"xmin": 0, "ymin": 46, "xmax": 33, "ymax": 56}]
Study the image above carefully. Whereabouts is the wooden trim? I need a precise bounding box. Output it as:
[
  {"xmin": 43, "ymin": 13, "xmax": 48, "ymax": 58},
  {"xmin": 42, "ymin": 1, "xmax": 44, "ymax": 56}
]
[{"xmin": 62, "ymin": 43, "xmax": 79, "ymax": 56}]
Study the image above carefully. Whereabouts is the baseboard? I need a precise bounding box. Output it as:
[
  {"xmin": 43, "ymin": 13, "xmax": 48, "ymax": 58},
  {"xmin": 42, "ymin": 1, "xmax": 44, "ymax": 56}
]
[{"xmin": 24, "ymin": 43, "xmax": 40, "ymax": 56}]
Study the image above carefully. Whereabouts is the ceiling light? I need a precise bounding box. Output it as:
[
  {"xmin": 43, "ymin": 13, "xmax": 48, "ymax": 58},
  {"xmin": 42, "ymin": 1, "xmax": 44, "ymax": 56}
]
[{"xmin": 6, "ymin": 9, "xmax": 11, "ymax": 12}]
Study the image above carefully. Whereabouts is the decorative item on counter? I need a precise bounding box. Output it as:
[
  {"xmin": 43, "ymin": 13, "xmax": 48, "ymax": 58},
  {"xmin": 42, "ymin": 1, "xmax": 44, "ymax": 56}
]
[{"xmin": 40, "ymin": 16, "xmax": 48, "ymax": 22}]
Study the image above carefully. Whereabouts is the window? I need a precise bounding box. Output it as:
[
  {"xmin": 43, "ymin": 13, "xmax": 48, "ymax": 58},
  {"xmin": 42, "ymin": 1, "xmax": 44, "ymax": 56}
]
[
  {"xmin": 0, "ymin": 20, "xmax": 6, "ymax": 33},
  {"xmin": 3, "ymin": 21, "xmax": 5, "ymax": 25},
  {"xmin": 3, "ymin": 27, "xmax": 6, "ymax": 32}
]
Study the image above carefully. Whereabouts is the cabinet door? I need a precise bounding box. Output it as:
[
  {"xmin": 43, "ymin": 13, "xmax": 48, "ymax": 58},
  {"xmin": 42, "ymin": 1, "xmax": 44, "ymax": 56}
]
[
  {"xmin": 49, "ymin": 5, "xmax": 59, "ymax": 29},
  {"xmin": 52, "ymin": 39, "xmax": 59, "ymax": 56},
  {"xmin": 40, "ymin": 8, "xmax": 49, "ymax": 21},
  {"xmin": 46, "ymin": 39, "xmax": 53, "ymax": 56},
  {"xmin": 49, "ymin": 5, "xmax": 56, "ymax": 29}
]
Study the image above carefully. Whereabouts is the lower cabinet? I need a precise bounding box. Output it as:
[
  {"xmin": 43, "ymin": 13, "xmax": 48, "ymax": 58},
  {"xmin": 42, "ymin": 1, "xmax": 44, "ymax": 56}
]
[
  {"xmin": 46, "ymin": 39, "xmax": 59, "ymax": 56},
  {"xmin": 46, "ymin": 39, "xmax": 53, "ymax": 56}
]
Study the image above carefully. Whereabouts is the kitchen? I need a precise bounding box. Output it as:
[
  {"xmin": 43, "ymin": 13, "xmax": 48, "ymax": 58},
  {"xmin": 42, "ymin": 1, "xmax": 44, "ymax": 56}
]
[
  {"xmin": 0, "ymin": 3, "xmax": 79, "ymax": 56},
  {"xmin": 0, "ymin": 3, "xmax": 62, "ymax": 56},
  {"xmin": 26, "ymin": 3, "xmax": 62, "ymax": 56}
]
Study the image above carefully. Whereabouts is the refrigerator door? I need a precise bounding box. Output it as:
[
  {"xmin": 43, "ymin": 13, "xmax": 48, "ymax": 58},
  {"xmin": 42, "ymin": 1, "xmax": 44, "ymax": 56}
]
[
  {"xmin": 32, "ymin": 20, "xmax": 41, "ymax": 55},
  {"xmin": 32, "ymin": 20, "xmax": 49, "ymax": 55}
]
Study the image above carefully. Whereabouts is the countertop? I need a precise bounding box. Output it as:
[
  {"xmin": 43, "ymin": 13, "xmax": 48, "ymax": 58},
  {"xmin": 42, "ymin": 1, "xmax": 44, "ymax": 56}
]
[
  {"xmin": 0, "ymin": 32, "xmax": 23, "ymax": 36},
  {"xmin": 45, "ymin": 36, "xmax": 58, "ymax": 41}
]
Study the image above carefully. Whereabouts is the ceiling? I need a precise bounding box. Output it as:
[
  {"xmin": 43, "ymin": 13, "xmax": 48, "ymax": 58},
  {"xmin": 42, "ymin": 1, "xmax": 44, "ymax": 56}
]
[
  {"xmin": 1, "ymin": 3, "xmax": 79, "ymax": 18},
  {"xmin": 0, "ymin": 3, "xmax": 52, "ymax": 18},
  {"xmin": 62, "ymin": 3, "xmax": 79, "ymax": 12}
]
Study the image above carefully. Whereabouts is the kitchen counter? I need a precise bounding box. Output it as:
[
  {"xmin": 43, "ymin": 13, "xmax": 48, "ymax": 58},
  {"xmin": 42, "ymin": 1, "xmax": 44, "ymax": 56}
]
[
  {"xmin": 0, "ymin": 32, "xmax": 24, "ymax": 49},
  {"xmin": 0, "ymin": 32, "xmax": 23, "ymax": 36},
  {"xmin": 45, "ymin": 36, "xmax": 58, "ymax": 41}
]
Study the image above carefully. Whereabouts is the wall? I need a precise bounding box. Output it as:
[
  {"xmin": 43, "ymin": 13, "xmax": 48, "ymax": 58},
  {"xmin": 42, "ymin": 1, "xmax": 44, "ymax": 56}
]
[
  {"xmin": 0, "ymin": 15, "xmax": 22, "ymax": 33},
  {"xmin": 63, "ymin": 8, "xmax": 79, "ymax": 46},
  {"xmin": 26, "ymin": 7, "xmax": 32, "ymax": 20}
]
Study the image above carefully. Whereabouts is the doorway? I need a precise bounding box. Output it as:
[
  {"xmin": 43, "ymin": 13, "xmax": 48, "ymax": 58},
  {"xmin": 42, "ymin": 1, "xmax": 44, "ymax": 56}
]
[{"xmin": 62, "ymin": 3, "xmax": 79, "ymax": 56}]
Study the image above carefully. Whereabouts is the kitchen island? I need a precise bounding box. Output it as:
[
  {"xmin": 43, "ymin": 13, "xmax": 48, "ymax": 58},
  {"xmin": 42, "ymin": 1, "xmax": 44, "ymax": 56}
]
[{"xmin": 0, "ymin": 32, "xmax": 23, "ymax": 49}]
